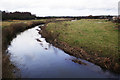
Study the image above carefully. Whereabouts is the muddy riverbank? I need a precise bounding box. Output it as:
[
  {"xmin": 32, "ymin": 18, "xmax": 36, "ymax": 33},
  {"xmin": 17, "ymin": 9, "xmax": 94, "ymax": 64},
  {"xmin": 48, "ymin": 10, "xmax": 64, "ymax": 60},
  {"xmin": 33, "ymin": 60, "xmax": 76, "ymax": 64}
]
[{"xmin": 40, "ymin": 22, "xmax": 120, "ymax": 74}]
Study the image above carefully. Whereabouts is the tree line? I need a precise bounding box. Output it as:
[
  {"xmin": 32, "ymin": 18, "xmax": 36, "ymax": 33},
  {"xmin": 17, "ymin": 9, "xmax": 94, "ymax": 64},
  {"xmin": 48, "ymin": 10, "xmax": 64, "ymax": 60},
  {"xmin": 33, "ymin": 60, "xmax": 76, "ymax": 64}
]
[
  {"xmin": 1, "ymin": 10, "xmax": 118, "ymax": 22},
  {"xmin": 1, "ymin": 11, "xmax": 36, "ymax": 20}
]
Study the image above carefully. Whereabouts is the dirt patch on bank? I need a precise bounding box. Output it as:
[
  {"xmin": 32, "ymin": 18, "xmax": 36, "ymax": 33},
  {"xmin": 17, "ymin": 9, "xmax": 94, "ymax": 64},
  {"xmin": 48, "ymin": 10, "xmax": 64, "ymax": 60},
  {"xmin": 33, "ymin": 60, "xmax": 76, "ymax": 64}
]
[{"xmin": 40, "ymin": 23, "xmax": 120, "ymax": 74}]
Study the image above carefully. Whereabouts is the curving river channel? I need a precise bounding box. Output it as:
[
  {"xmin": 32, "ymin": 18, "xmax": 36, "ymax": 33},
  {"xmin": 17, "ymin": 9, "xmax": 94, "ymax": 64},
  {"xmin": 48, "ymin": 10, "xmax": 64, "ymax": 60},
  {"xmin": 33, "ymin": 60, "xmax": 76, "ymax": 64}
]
[{"xmin": 7, "ymin": 25, "xmax": 120, "ymax": 78}]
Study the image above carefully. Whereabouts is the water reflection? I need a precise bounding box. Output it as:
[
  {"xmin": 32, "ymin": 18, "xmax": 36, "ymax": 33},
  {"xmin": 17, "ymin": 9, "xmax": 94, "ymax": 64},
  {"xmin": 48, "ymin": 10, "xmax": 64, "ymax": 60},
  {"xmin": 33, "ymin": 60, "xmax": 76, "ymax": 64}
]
[{"xmin": 7, "ymin": 25, "xmax": 120, "ymax": 78}]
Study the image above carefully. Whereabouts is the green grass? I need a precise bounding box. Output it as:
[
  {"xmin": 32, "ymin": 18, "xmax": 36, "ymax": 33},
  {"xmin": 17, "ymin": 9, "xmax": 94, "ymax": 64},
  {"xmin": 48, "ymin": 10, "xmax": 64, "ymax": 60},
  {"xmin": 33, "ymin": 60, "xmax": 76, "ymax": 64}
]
[
  {"xmin": 1, "ymin": 18, "xmax": 65, "ymax": 28},
  {"xmin": 46, "ymin": 19, "xmax": 119, "ymax": 60}
]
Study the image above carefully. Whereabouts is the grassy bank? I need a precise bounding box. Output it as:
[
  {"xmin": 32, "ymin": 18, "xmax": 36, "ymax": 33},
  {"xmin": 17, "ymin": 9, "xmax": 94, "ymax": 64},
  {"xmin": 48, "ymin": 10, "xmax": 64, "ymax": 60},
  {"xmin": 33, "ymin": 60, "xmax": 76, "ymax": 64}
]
[
  {"xmin": 41, "ymin": 19, "xmax": 120, "ymax": 73},
  {"xmin": 2, "ymin": 19, "xmax": 47, "ymax": 78}
]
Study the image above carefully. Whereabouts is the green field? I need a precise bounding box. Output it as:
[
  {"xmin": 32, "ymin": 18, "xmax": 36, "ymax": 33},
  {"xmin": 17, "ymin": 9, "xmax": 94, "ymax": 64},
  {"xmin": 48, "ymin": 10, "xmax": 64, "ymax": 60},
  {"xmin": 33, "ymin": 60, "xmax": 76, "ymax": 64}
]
[{"xmin": 46, "ymin": 19, "xmax": 119, "ymax": 61}]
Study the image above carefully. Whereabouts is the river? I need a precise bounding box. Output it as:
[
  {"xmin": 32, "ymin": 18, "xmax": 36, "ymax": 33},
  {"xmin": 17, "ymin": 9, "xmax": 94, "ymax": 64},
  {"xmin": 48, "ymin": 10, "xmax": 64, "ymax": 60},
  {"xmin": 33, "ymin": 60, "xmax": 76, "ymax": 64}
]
[{"xmin": 7, "ymin": 25, "xmax": 120, "ymax": 78}]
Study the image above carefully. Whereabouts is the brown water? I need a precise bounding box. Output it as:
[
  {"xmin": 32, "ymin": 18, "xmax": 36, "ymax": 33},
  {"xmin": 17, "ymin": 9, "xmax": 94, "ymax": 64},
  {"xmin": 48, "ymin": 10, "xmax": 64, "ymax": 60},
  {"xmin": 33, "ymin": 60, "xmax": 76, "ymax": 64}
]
[{"xmin": 7, "ymin": 25, "xmax": 120, "ymax": 78}]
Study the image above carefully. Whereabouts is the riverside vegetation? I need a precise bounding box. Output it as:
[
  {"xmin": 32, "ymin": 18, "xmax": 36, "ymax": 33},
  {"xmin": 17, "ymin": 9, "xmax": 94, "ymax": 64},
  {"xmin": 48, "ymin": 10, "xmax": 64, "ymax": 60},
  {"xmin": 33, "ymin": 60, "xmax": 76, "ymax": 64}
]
[{"xmin": 40, "ymin": 19, "xmax": 120, "ymax": 73}]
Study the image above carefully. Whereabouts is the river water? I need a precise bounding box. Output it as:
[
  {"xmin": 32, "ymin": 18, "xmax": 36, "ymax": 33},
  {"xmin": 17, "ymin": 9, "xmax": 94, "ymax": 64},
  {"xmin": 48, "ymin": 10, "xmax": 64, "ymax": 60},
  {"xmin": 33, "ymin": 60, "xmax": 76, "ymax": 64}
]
[{"xmin": 7, "ymin": 25, "xmax": 120, "ymax": 78}]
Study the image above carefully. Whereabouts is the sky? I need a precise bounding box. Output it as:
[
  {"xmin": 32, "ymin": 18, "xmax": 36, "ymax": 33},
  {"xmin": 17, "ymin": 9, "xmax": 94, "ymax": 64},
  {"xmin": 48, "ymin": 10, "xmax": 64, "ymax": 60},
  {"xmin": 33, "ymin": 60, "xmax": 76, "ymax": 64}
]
[{"xmin": 0, "ymin": 0, "xmax": 119, "ymax": 16}]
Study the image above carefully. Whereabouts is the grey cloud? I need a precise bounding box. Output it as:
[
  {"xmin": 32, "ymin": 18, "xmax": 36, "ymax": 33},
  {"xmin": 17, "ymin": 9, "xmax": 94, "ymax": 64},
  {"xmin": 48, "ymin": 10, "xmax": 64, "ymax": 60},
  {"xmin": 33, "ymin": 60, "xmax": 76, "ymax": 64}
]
[{"xmin": 0, "ymin": 0, "xmax": 119, "ymax": 16}]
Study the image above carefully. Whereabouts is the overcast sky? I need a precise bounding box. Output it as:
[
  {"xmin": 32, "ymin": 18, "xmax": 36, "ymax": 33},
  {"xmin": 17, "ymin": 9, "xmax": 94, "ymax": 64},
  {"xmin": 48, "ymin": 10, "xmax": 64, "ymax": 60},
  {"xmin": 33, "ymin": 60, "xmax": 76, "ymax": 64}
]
[{"xmin": 0, "ymin": 0, "xmax": 119, "ymax": 16}]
